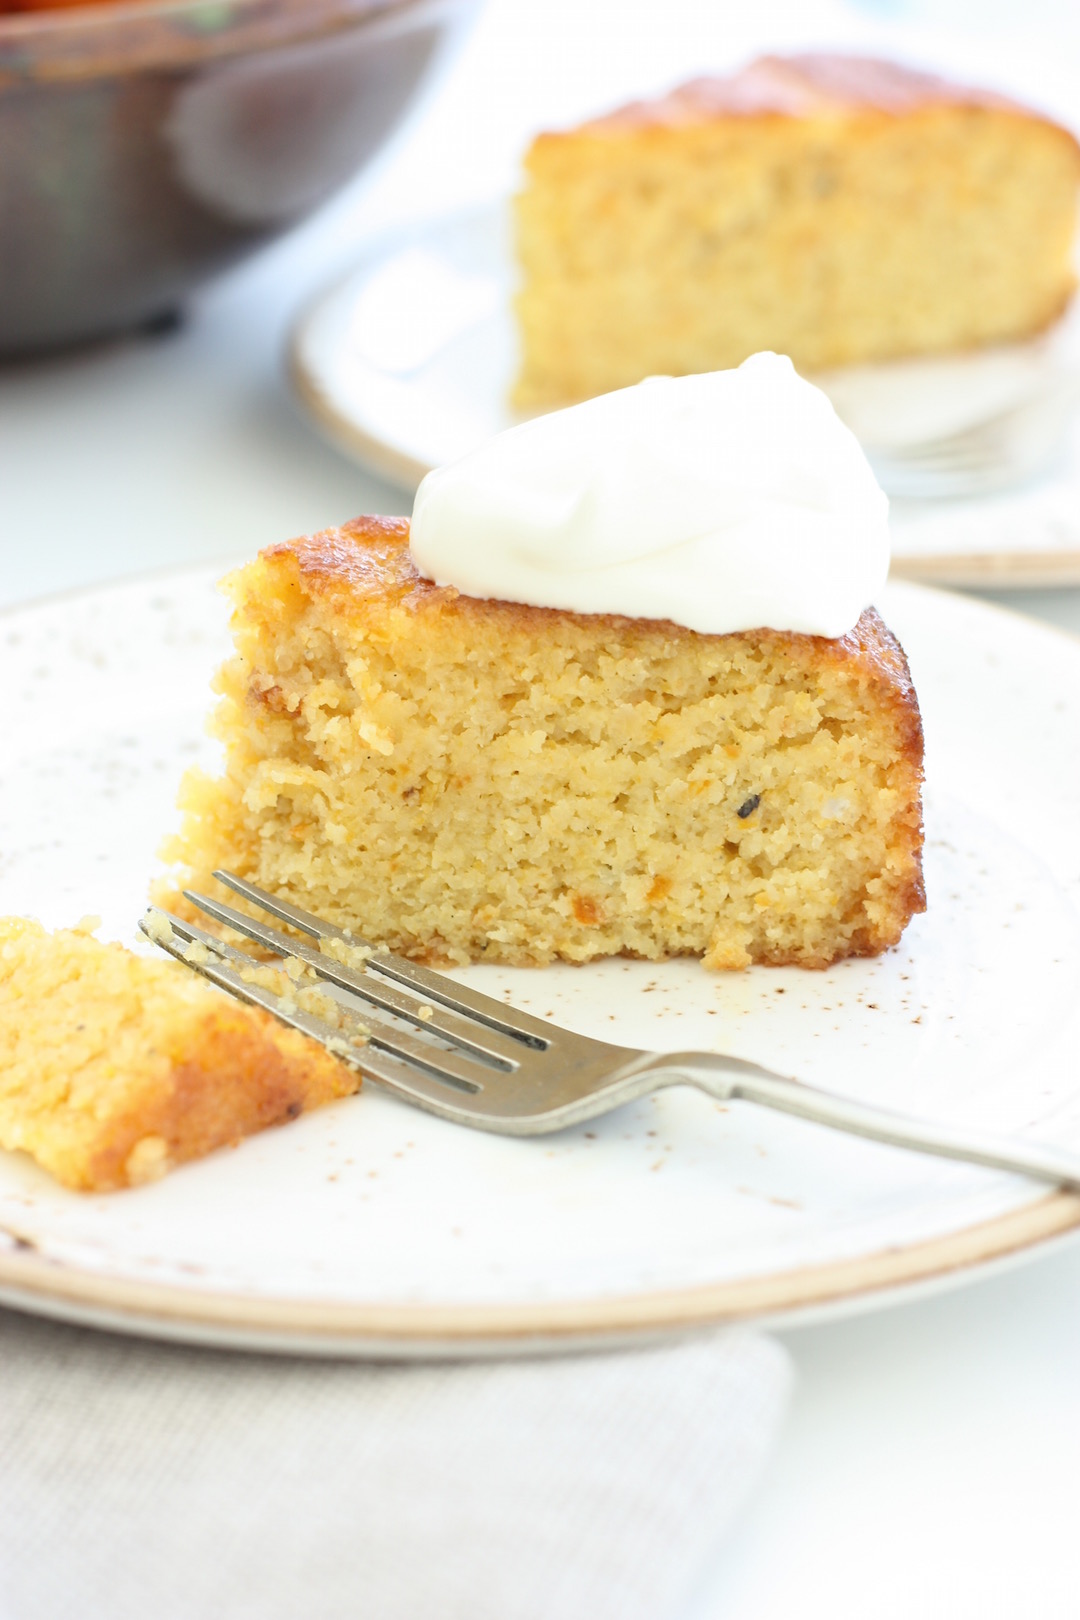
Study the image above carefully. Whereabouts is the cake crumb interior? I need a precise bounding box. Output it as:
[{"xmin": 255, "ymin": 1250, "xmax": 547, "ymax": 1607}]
[{"xmin": 161, "ymin": 518, "xmax": 925, "ymax": 973}]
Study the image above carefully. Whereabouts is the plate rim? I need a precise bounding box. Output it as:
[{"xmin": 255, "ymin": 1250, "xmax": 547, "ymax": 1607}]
[
  {"xmin": 6, "ymin": 566, "xmax": 1080, "ymax": 1356},
  {"xmin": 2, "ymin": 1191, "xmax": 1079, "ymax": 1353},
  {"xmin": 286, "ymin": 206, "xmax": 1080, "ymax": 592},
  {"xmin": 287, "ymin": 333, "xmax": 433, "ymax": 494}
]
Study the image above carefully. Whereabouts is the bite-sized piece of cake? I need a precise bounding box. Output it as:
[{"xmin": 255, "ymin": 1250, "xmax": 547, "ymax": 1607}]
[
  {"xmin": 159, "ymin": 515, "xmax": 925, "ymax": 973},
  {"xmin": 0, "ymin": 917, "xmax": 361, "ymax": 1192},
  {"xmin": 513, "ymin": 52, "xmax": 1080, "ymax": 405}
]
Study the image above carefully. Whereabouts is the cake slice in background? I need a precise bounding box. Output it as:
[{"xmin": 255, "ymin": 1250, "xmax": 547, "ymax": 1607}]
[
  {"xmin": 513, "ymin": 53, "xmax": 1080, "ymax": 406},
  {"xmin": 0, "ymin": 917, "xmax": 360, "ymax": 1191}
]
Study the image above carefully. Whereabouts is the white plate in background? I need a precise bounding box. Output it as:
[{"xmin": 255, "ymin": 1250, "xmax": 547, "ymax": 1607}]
[{"xmin": 289, "ymin": 206, "xmax": 1080, "ymax": 590}]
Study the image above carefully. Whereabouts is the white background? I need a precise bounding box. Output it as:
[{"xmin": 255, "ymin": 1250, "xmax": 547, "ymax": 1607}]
[{"xmin": 3, "ymin": 1, "xmax": 1080, "ymax": 1615}]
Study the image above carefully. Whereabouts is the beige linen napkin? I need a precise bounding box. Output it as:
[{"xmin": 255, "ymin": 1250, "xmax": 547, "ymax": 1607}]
[{"xmin": 0, "ymin": 1307, "xmax": 790, "ymax": 1620}]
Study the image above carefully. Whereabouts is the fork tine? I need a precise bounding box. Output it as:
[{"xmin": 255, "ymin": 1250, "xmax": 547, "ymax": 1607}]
[
  {"xmin": 140, "ymin": 916, "xmax": 494, "ymax": 1117},
  {"xmin": 209, "ymin": 873, "xmax": 355, "ymax": 943},
  {"xmin": 212, "ymin": 871, "xmax": 558, "ymax": 1049},
  {"xmin": 142, "ymin": 910, "xmax": 255, "ymax": 967},
  {"xmin": 870, "ymin": 440, "xmax": 1002, "ymax": 476},
  {"xmin": 184, "ymin": 889, "xmax": 521, "ymax": 1070},
  {"xmin": 140, "ymin": 910, "xmax": 368, "ymax": 1056},
  {"xmin": 142, "ymin": 908, "xmax": 496, "ymax": 1096}
]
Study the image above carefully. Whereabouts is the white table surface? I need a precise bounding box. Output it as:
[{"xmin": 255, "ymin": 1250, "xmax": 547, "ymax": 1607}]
[{"xmin": 3, "ymin": 1, "xmax": 1080, "ymax": 1615}]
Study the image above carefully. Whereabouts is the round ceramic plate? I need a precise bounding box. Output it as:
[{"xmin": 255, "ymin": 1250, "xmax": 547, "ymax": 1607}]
[
  {"xmin": 2, "ymin": 569, "xmax": 1080, "ymax": 1356},
  {"xmin": 289, "ymin": 206, "xmax": 1080, "ymax": 590}
]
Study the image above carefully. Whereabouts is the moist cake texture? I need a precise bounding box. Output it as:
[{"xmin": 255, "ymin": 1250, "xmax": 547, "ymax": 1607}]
[
  {"xmin": 0, "ymin": 916, "xmax": 360, "ymax": 1191},
  {"xmin": 514, "ymin": 52, "xmax": 1080, "ymax": 405},
  {"xmin": 161, "ymin": 516, "xmax": 925, "ymax": 972}
]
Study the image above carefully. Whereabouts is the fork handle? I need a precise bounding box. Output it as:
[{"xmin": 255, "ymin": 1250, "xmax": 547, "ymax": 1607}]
[{"xmin": 643, "ymin": 1054, "xmax": 1080, "ymax": 1195}]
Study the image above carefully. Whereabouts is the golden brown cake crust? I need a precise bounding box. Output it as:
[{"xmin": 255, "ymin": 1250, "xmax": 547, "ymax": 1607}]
[
  {"xmin": 557, "ymin": 52, "xmax": 1076, "ymax": 141},
  {"xmin": 272, "ymin": 514, "xmax": 923, "ymax": 693},
  {"xmin": 82, "ymin": 1002, "xmax": 358, "ymax": 1193}
]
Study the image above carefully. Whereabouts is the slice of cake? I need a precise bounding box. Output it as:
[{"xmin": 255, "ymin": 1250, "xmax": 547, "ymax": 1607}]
[
  {"xmin": 0, "ymin": 916, "xmax": 361, "ymax": 1191},
  {"xmin": 513, "ymin": 53, "xmax": 1080, "ymax": 405},
  {"xmin": 160, "ymin": 513, "xmax": 925, "ymax": 973}
]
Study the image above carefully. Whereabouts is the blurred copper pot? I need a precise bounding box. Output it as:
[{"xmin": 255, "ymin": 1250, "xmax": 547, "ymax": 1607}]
[{"xmin": 0, "ymin": 0, "xmax": 475, "ymax": 355}]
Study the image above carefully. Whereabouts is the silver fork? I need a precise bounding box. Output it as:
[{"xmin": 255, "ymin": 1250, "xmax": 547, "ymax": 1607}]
[
  {"xmin": 140, "ymin": 872, "xmax": 1080, "ymax": 1195},
  {"xmin": 864, "ymin": 370, "xmax": 1080, "ymax": 501}
]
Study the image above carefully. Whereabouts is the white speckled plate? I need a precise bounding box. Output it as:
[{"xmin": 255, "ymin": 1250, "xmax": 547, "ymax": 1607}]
[
  {"xmin": 289, "ymin": 205, "xmax": 1080, "ymax": 590},
  {"xmin": 1, "ymin": 569, "xmax": 1080, "ymax": 1355}
]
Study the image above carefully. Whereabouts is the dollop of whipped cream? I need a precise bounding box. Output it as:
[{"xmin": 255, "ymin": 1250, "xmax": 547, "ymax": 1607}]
[{"xmin": 409, "ymin": 352, "xmax": 889, "ymax": 637}]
